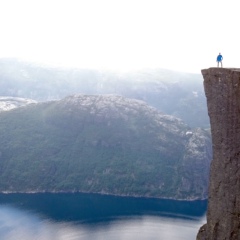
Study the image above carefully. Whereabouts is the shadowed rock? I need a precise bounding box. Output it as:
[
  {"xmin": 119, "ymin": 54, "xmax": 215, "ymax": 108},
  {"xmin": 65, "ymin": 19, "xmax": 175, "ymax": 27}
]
[{"xmin": 197, "ymin": 68, "xmax": 240, "ymax": 240}]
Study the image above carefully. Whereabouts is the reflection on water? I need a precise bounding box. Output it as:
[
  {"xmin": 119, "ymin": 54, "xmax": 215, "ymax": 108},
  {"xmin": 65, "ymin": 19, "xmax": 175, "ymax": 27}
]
[{"xmin": 0, "ymin": 193, "xmax": 206, "ymax": 240}]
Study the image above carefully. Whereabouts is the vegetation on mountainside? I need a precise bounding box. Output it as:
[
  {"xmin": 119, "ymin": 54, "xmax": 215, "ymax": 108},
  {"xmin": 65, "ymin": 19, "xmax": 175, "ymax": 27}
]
[{"xmin": 0, "ymin": 95, "xmax": 211, "ymax": 199}]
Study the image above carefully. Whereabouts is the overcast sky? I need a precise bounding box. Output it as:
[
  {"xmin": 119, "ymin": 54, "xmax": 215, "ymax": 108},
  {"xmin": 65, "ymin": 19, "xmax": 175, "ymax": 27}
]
[{"xmin": 0, "ymin": 0, "xmax": 239, "ymax": 73}]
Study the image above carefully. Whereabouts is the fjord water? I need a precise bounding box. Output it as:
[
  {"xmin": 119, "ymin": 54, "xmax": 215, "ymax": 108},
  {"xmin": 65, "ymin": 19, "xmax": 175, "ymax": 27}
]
[{"xmin": 0, "ymin": 193, "xmax": 206, "ymax": 240}]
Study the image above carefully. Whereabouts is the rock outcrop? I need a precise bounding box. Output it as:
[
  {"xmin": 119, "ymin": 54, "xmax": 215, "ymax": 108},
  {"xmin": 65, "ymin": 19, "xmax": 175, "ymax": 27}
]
[{"xmin": 197, "ymin": 68, "xmax": 240, "ymax": 239}]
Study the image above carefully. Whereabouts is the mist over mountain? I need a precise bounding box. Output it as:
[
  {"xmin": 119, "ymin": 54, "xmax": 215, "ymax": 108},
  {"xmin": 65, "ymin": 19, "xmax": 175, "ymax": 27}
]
[
  {"xmin": 0, "ymin": 95, "xmax": 211, "ymax": 199},
  {"xmin": 0, "ymin": 58, "xmax": 208, "ymax": 127}
]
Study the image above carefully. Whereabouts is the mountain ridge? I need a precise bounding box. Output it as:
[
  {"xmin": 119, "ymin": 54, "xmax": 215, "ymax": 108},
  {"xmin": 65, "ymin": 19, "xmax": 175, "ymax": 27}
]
[{"xmin": 0, "ymin": 58, "xmax": 208, "ymax": 127}]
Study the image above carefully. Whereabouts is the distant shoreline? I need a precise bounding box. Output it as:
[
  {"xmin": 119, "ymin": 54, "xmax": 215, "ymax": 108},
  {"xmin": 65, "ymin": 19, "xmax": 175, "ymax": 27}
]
[{"xmin": 0, "ymin": 190, "xmax": 207, "ymax": 202}]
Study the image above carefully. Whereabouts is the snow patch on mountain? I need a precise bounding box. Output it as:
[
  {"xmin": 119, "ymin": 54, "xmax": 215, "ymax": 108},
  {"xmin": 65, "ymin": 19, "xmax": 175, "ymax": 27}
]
[{"xmin": 0, "ymin": 97, "xmax": 37, "ymax": 112}]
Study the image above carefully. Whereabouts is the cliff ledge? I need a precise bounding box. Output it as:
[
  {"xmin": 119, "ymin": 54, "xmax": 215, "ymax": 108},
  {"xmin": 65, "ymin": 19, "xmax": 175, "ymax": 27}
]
[{"xmin": 197, "ymin": 68, "xmax": 240, "ymax": 239}]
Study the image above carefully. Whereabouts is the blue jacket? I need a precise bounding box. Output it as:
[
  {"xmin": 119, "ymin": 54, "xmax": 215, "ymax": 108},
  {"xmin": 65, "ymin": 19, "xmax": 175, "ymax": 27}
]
[{"xmin": 217, "ymin": 55, "xmax": 223, "ymax": 62}]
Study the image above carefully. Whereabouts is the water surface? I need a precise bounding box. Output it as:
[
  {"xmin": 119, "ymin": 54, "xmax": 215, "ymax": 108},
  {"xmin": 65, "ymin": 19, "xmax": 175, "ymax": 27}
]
[{"xmin": 0, "ymin": 193, "xmax": 206, "ymax": 240}]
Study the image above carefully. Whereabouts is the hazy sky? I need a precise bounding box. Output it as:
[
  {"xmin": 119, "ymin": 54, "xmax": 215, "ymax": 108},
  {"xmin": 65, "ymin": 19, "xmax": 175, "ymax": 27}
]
[{"xmin": 0, "ymin": 0, "xmax": 239, "ymax": 73}]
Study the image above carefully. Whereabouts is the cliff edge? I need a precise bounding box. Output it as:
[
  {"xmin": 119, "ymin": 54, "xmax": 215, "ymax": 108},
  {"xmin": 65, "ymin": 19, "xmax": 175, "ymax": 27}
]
[{"xmin": 197, "ymin": 68, "xmax": 240, "ymax": 240}]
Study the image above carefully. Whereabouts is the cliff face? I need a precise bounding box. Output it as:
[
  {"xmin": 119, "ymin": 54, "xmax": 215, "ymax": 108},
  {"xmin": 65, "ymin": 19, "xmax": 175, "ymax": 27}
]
[{"xmin": 197, "ymin": 68, "xmax": 240, "ymax": 240}]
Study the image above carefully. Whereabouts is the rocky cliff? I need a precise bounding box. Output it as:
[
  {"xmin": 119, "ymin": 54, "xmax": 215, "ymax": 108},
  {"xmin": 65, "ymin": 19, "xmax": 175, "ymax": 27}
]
[{"xmin": 197, "ymin": 68, "xmax": 240, "ymax": 239}]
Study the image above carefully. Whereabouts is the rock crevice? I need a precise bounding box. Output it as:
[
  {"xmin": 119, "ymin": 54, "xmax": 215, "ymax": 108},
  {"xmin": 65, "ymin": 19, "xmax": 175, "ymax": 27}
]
[{"xmin": 197, "ymin": 68, "xmax": 240, "ymax": 240}]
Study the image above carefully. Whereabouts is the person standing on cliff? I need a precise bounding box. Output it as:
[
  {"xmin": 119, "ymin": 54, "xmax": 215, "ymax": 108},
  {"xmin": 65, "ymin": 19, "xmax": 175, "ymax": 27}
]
[{"xmin": 217, "ymin": 53, "xmax": 223, "ymax": 67}]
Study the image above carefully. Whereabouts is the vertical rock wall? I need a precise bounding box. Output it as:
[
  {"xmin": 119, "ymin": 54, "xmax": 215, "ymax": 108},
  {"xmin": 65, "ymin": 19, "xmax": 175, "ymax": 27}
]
[{"xmin": 197, "ymin": 68, "xmax": 240, "ymax": 240}]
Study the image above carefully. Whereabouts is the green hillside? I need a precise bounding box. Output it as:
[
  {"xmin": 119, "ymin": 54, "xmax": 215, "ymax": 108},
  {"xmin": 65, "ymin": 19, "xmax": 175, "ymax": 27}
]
[{"xmin": 0, "ymin": 95, "xmax": 211, "ymax": 199}]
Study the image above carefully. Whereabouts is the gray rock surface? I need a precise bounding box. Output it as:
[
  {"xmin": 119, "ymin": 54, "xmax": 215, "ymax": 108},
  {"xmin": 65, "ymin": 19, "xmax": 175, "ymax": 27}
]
[{"xmin": 197, "ymin": 68, "xmax": 240, "ymax": 239}]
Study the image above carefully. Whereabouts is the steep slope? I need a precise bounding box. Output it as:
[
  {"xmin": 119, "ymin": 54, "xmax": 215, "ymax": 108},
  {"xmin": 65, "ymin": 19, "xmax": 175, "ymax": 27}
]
[
  {"xmin": 0, "ymin": 95, "xmax": 211, "ymax": 199},
  {"xmin": 197, "ymin": 68, "xmax": 240, "ymax": 239},
  {"xmin": 0, "ymin": 58, "xmax": 208, "ymax": 127}
]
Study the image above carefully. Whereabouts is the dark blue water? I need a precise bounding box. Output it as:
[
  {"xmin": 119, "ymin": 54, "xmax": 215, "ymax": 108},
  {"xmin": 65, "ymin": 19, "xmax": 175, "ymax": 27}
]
[{"xmin": 0, "ymin": 193, "xmax": 206, "ymax": 240}]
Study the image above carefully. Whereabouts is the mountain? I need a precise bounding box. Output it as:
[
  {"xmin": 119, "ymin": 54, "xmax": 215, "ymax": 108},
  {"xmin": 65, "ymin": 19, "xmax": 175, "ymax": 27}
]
[
  {"xmin": 0, "ymin": 58, "xmax": 209, "ymax": 127},
  {"xmin": 0, "ymin": 94, "xmax": 211, "ymax": 199}
]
